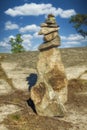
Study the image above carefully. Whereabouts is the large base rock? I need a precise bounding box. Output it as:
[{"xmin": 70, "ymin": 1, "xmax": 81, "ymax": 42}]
[
  {"xmin": 30, "ymin": 80, "xmax": 65, "ymax": 117},
  {"xmin": 30, "ymin": 48, "xmax": 68, "ymax": 117}
]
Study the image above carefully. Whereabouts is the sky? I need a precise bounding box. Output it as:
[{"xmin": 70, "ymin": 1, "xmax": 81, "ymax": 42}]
[{"xmin": 0, "ymin": 0, "xmax": 87, "ymax": 53}]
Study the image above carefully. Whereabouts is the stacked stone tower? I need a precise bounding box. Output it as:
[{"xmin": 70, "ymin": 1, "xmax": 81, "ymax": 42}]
[
  {"xmin": 30, "ymin": 14, "xmax": 68, "ymax": 117},
  {"xmin": 38, "ymin": 14, "xmax": 61, "ymax": 50}
]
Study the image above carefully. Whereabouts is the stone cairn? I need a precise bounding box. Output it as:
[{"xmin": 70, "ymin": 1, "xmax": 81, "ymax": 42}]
[
  {"xmin": 38, "ymin": 14, "xmax": 60, "ymax": 51},
  {"xmin": 30, "ymin": 14, "xmax": 68, "ymax": 117}
]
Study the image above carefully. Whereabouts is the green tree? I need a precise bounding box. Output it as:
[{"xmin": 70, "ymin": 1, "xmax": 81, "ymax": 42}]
[
  {"xmin": 69, "ymin": 14, "xmax": 87, "ymax": 37},
  {"xmin": 9, "ymin": 34, "xmax": 25, "ymax": 53}
]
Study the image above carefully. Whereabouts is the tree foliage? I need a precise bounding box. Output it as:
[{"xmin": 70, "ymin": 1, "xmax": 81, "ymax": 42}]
[
  {"xmin": 9, "ymin": 34, "xmax": 25, "ymax": 53},
  {"xmin": 70, "ymin": 14, "xmax": 87, "ymax": 37}
]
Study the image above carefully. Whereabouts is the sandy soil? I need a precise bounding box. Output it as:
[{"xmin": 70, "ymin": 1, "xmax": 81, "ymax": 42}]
[
  {"xmin": 0, "ymin": 48, "xmax": 87, "ymax": 130},
  {"xmin": 0, "ymin": 79, "xmax": 86, "ymax": 130}
]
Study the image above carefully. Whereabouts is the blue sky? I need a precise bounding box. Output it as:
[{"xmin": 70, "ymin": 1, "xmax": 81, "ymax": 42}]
[{"xmin": 0, "ymin": 0, "xmax": 87, "ymax": 53}]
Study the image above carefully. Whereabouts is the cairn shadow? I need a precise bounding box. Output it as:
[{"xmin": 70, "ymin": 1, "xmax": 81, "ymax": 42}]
[
  {"xmin": 27, "ymin": 98, "xmax": 37, "ymax": 113},
  {"xmin": 26, "ymin": 73, "xmax": 38, "ymax": 91},
  {"xmin": 26, "ymin": 73, "xmax": 38, "ymax": 113}
]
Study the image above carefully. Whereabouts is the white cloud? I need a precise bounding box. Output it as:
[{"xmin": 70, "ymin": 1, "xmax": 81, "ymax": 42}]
[
  {"xmin": 0, "ymin": 34, "xmax": 33, "ymax": 51},
  {"xmin": 0, "ymin": 32, "xmax": 41, "ymax": 52},
  {"xmin": 67, "ymin": 34, "xmax": 84, "ymax": 41},
  {"xmin": 5, "ymin": 21, "xmax": 19, "ymax": 30},
  {"xmin": 22, "ymin": 34, "xmax": 33, "ymax": 40},
  {"xmin": 61, "ymin": 34, "xmax": 84, "ymax": 41},
  {"xmin": 19, "ymin": 24, "xmax": 40, "ymax": 33},
  {"xmin": 33, "ymin": 32, "xmax": 43, "ymax": 38},
  {"xmin": 22, "ymin": 34, "xmax": 32, "ymax": 50},
  {"xmin": 0, "ymin": 41, "xmax": 9, "ymax": 47},
  {"xmin": 61, "ymin": 34, "xmax": 87, "ymax": 48},
  {"xmin": 32, "ymin": 44, "xmax": 39, "ymax": 50},
  {"xmin": 65, "ymin": 41, "xmax": 80, "ymax": 44},
  {"xmin": 5, "ymin": 3, "xmax": 76, "ymax": 18},
  {"xmin": 61, "ymin": 36, "xmax": 66, "ymax": 40},
  {"xmin": 0, "ymin": 37, "xmax": 11, "ymax": 49},
  {"xmin": 82, "ymin": 37, "xmax": 87, "ymax": 42},
  {"xmin": 1, "ymin": 33, "xmax": 87, "ymax": 52},
  {"xmin": 8, "ymin": 35, "xmax": 15, "ymax": 40},
  {"xmin": 54, "ymin": 8, "xmax": 76, "ymax": 18}
]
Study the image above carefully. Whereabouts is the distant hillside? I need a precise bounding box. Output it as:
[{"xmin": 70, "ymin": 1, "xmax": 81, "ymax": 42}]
[{"xmin": 1, "ymin": 47, "xmax": 87, "ymax": 69}]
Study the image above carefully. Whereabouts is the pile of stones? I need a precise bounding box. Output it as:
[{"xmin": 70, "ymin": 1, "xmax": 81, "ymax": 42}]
[{"xmin": 38, "ymin": 14, "xmax": 61, "ymax": 51}]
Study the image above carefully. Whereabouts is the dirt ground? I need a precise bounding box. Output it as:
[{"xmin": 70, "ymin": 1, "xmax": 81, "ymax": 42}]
[
  {"xmin": 0, "ymin": 48, "xmax": 87, "ymax": 130},
  {"xmin": 0, "ymin": 79, "xmax": 86, "ymax": 130}
]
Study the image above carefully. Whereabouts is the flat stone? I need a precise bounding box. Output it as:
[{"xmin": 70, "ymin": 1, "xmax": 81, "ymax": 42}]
[
  {"xmin": 40, "ymin": 23, "xmax": 58, "ymax": 28},
  {"xmin": 45, "ymin": 19, "xmax": 56, "ymax": 24},
  {"xmin": 43, "ymin": 31, "xmax": 58, "ymax": 42},
  {"xmin": 38, "ymin": 27, "xmax": 58, "ymax": 35},
  {"xmin": 38, "ymin": 36, "xmax": 61, "ymax": 51},
  {"xmin": 0, "ymin": 79, "xmax": 12, "ymax": 95},
  {"xmin": 48, "ymin": 24, "xmax": 59, "ymax": 28},
  {"xmin": 40, "ymin": 23, "xmax": 48, "ymax": 27}
]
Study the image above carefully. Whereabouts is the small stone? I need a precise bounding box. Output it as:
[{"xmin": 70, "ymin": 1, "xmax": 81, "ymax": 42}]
[
  {"xmin": 41, "ymin": 23, "xmax": 59, "ymax": 28},
  {"xmin": 38, "ymin": 27, "xmax": 58, "ymax": 35},
  {"xmin": 47, "ymin": 24, "xmax": 59, "ymax": 28},
  {"xmin": 38, "ymin": 35, "xmax": 61, "ymax": 51},
  {"xmin": 46, "ymin": 19, "xmax": 56, "ymax": 24},
  {"xmin": 45, "ymin": 14, "xmax": 56, "ymax": 24},
  {"xmin": 40, "ymin": 23, "xmax": 48, "ymax": 27},
  {"xmin": 43, "ymin": 31, "xmax": 58, "ymax": 42}
]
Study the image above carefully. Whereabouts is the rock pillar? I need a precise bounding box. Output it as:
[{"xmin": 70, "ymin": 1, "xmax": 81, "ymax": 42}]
[{"xmin": 30, "ymin": 14, "xmax": 68, "ymax": 117}]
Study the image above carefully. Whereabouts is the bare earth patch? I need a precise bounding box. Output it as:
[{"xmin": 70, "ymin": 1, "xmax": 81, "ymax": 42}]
[
  {"xmin": 0, "ymin": 79, "xmax": 86, "ymax": 130},
  {"xmin": 0, "ymin": 48, "xmax": 87, "ymax": 130}
]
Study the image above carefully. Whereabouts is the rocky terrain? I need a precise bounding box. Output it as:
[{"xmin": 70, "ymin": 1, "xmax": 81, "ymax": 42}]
[{"xmin": 0, "ymin": 47, "xmax": 87, "ymax": 130}]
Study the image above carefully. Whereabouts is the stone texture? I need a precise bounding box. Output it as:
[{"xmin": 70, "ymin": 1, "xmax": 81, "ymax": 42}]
[
  {"xmin": 0, "ymin": 125, "xmax": 8, "ymax": 130},
  {"xmin": 45, "ymin": 15, "xmax": 56, "ymax": 24},
  {"xmin": 80, "ymin": 72, "xmax": 87, "ymax": 80},
  {"xmin": 0, "ymin": 79, "xmax": 12, "ymax": 95},
  {"xmin": 0, "ymin": 104, "xmax": 20, "ymax": 122},
  {"xmin": 38, "ymin": 14, "xmax": 61, "ymax": 50},
  {"xmin": 65, "ymin": 66, "xmax": 87, "ymax": 80},
  {"xmin": 0, "ymin": 48, "xmax": 87, "ymax": 130},
  {"xmin": 40, "ymin": 23, "xmax": 48, "ymax": 27},
  {"xmin": 43, "ymin": 31, "xmax": 58, "ymax": 42},
  {"xmin": 30, "ymin": 48, "xmax": 68, "ymax": 117},
  {"xmin": 38, "ymin": 27, "xmax": 58, "ymax": 35},
  {"xmin": 38, "ymin": 36, "xmax": 60, "ymax": 51},
  {"xmin": 41, "ymin": 23, "xmax": 58, "ymax": 28},
  {"xmin": 1, "ymin": 62, "xmax": 37, "ymax": 90}
]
